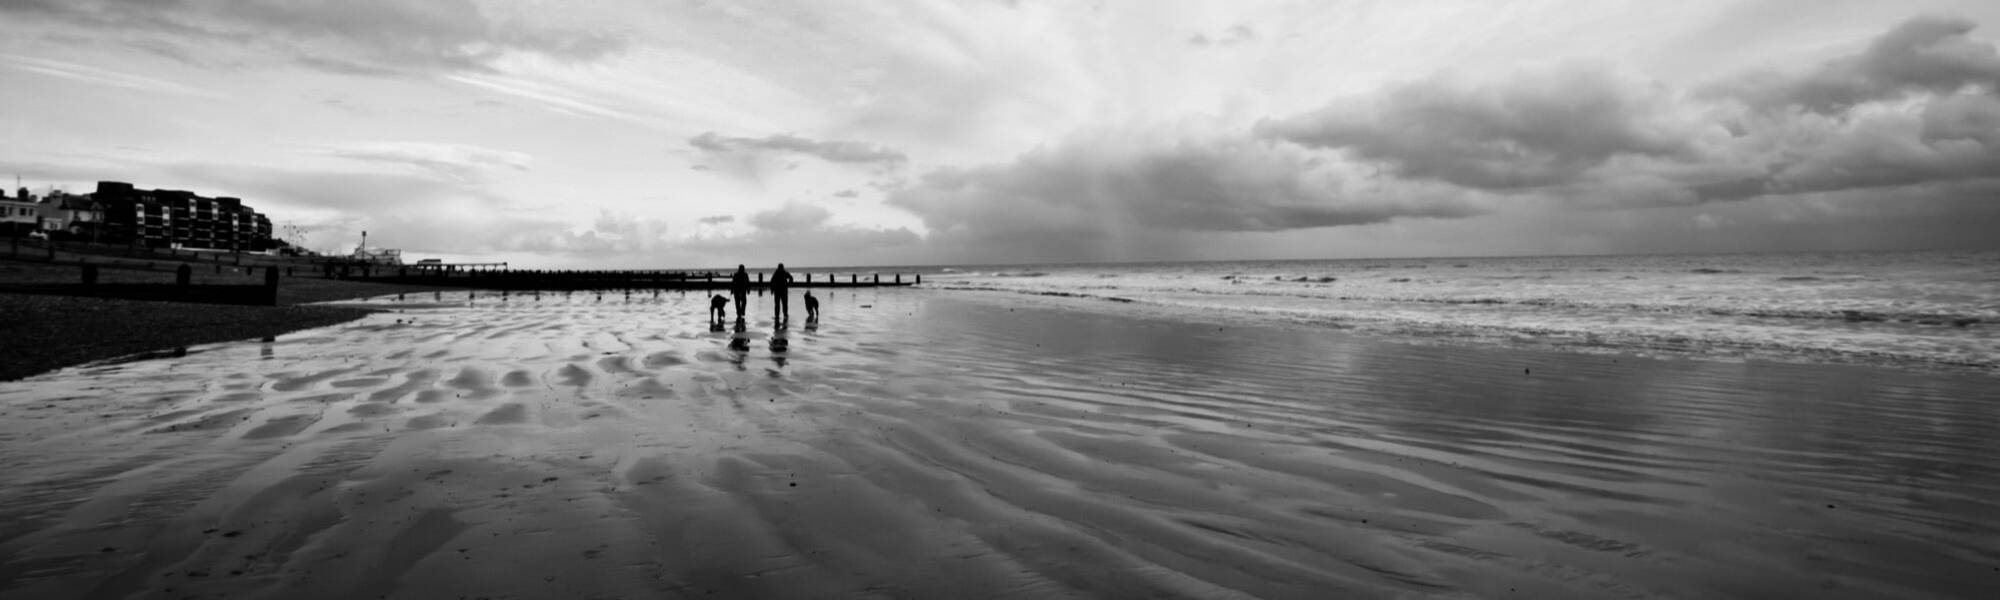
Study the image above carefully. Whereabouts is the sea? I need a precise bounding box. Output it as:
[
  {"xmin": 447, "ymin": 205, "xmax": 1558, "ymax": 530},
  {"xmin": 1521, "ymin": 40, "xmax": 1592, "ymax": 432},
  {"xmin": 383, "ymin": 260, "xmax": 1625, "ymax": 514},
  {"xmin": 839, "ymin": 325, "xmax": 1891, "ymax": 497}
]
[{"xmin": 861, "ymin": 249, "xmax": 2000, "ymax": 374}]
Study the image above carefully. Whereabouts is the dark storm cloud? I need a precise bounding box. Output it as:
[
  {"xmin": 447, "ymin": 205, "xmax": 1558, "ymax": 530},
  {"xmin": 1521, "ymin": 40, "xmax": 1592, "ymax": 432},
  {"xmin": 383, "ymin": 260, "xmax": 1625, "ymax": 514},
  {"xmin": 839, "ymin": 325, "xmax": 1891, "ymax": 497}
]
[
  {"xmin": 1250, "ymin": 16, "xmax": 2000, "ymax": 207},
  {"xmin": 0, "ymin": 0, "xmax": 626, "ymax": 75},
  {"xmin": 688, "ymin": 132, "xmax": 908, "ymax": 167},
  {"xmin": 881, "ymin": 15, "xmax": 2000, "ymax": 262},
  {"xmin": 1706, "ymin": 15, "xmax": 2000, "ymax": 114},
  {"xmin": 1257, "ymin": 63, "xmax": 1695, "ymax": 190},
  {"xmin": 1684, "ymin": 17, "xmax": 2000, "ymax": 201},
  {"xmin": 886, "ymin": 126, "xmax": 1483, "ymax": 258}
]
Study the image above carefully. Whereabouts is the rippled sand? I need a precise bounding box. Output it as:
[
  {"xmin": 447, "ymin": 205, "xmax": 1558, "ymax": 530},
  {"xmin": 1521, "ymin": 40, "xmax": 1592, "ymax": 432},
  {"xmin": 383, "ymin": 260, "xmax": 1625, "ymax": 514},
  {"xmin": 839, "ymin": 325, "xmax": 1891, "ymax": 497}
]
[{"xmin": 2, "ymin": 289, "xmax": 1996, "ymax": 599}]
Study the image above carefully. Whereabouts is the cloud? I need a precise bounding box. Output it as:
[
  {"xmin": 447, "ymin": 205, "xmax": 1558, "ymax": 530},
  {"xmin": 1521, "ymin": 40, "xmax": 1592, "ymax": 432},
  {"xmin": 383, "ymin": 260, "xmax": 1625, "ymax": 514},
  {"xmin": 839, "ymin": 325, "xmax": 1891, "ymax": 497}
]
[
  {"xmin": 2, "ymin": 53, "xmax": 225, "ymax": 98},
  {"xmin": 688, "ymin": 132, "xmax": 908, "ymax": 166},
  {"xmin": 870, "ymin": 15, "xmax": 2000, "ymax": 264},
  {"xmin": 501, "ymin": 210, "xmax": 675, "ymax": 256},
  {"xmin": 1743, "ymin": 98, "xmax": 2000, "ymax": 195},
  {"xmin": 1706, "ymin": 15, "xmax": 2000, "ymax": 114},
  {"xmin": 0, "ymin": 0, "xmax": 626, "ymax": 75},
  {"xmin": 478, "ymin": 204, "xmax": 919, "ymax": 267},
  {"xmin": 447, "ymin": 74, "xmax": 654, "ymax": 126},
  {"xmin": 154, "ymin": 161, "xmax": 569, "ymax": 257},
  {"xmin": 747, "ymin": 202, "xmax": 834, "ymax": 232},
  {"xmin": 162, "ymin": 163, "xmax": 467, "ymax": 214},
  {"xmin": 1189, "ymin": 24, "xmax": 1257, "ymax": 47},
  {"xmin": 832, "ymin": 189, "xmax": 859, "ymax": 198},
  {"xmin": 886, "ymin": 122, "xmax": 1484, "ymax": 262},
  {"xmin": 675, "ymin": 224, "xmax": 923, "ymax": 267},
  {"xmin": 1250, "ymin": 16, "xmax": 2000, "ymax": 212},
  {"xmin": 1675, "ymin": 16, "xmax": 2000, "ymax": 201},
  {"xmin": 317, "ymin": 141, "xmax": 532, "ymax": 183},
  {"xmin": 1258, "ymin": 63, "xmax": 1699, "ymax": 190}
]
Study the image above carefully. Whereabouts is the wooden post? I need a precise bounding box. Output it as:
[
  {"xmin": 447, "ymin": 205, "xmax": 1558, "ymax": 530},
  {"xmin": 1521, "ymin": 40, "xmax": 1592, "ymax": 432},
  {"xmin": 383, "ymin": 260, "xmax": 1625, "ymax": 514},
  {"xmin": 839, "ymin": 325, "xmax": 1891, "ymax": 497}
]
[
  {"xmin": 176, "ymin": 264, "xmax": 192, "ymax": 287},
  {"xmin": 264, "ymin": 266, "xmax": 281, "ymax": 306},
  {"xmin": 895, "ymin": 273, "xmax": 901, "ymax": 284},
  {"xmin": 82, "ymin": 264, "xmax": 98, "ymax": 287},
  {"xmin": 916, "ymin": 274, "xmax": 921, "ymax": 285},
  {"xmin": 873, "ymin": 273, "xmax": 879, "ymax": 284},
  {"xmin": 851, "ymin": 274, "xmax": 857, "ymax": 284}
]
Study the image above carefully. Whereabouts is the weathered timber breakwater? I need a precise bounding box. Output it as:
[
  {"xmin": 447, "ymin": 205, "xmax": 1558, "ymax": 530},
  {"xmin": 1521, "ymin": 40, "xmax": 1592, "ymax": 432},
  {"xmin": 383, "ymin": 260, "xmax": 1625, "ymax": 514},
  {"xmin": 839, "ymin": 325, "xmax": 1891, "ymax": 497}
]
[{"xmin": 353, "ymin": 267, "xmax": 922, "ymax": 291}]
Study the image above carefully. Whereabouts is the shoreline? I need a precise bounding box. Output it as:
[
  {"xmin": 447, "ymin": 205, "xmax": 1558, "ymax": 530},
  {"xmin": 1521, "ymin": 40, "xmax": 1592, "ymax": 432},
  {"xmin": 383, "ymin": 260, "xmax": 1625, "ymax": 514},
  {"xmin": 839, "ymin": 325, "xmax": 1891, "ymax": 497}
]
[{"xmin": 928, "ymin": 286, "xmax": 2000, "ymax": 377}]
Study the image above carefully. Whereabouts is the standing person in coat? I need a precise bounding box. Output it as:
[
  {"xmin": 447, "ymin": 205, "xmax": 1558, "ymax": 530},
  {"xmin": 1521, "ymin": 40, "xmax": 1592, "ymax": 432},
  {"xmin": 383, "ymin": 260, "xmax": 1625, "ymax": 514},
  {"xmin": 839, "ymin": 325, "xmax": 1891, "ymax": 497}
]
[
  {"xmin": 770, "ymin": 263, "xmax": 794, "ymax": 323},
  {"xmin": 729, "ymin": 264, "xmax": 750, "ymax": 322}
]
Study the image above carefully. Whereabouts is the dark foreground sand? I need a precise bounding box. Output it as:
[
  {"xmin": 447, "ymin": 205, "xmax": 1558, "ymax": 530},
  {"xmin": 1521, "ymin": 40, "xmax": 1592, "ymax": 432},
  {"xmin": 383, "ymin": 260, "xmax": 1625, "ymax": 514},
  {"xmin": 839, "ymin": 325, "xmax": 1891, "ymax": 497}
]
[
  {"xmin": 1, "ymin": 289, "xmax": 1995, "ymax": 599},
  {"xmin": 0, "ymin": 266, "xmax": 459, "ymax": 380}
]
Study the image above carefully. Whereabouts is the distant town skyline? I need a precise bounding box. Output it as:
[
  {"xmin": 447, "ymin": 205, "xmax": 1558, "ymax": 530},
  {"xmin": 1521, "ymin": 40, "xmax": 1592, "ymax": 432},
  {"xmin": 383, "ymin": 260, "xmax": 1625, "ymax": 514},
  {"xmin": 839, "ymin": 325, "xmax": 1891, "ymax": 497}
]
[{"xmin": 5, "ymin": 0, "xmax": 2000, "ymax": 268}]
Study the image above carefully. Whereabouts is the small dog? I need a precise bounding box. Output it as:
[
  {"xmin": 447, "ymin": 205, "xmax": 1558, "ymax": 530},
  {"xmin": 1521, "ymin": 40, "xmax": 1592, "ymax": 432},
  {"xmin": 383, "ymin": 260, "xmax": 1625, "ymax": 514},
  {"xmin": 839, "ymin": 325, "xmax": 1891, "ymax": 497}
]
[
  {"xmin": 804, "ymin": 291, "xmax": 820, "ymax": 320},
  {"xmin": 709, "ymin": 294, "xmax": 730, "ymax": 322}
]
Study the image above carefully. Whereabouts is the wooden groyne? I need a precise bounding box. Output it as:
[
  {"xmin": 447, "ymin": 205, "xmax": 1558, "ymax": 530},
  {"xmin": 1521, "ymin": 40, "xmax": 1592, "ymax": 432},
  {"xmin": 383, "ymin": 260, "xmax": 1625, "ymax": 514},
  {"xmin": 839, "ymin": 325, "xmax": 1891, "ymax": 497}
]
[
  {"xmin": 354, "ymin": 268, "xmax": 923, "ymax": 291},
  {"xmin": 0, "ymin": 263, "xmax": 282, "ymax": 306}
]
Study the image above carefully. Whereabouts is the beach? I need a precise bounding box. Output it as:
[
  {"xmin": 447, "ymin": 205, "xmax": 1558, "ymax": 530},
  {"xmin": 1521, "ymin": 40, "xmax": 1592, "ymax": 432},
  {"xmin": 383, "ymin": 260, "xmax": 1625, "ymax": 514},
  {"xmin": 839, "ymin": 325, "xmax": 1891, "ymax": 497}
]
[
  {"xmin": 1, "ymin": 287, "xmax": 1995, "ymax": 599},
  {"xmin": 0, "ymin": 262, "xmax": 463, "ymax": 381}
]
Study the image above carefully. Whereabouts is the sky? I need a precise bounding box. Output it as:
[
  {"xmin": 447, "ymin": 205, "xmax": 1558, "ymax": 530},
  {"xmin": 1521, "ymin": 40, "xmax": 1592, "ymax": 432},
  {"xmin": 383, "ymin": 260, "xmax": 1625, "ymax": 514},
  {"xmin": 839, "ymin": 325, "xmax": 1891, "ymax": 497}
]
[{"xmin": 4, "ymin": 0, "xmax": 1999, "ymax": 268}]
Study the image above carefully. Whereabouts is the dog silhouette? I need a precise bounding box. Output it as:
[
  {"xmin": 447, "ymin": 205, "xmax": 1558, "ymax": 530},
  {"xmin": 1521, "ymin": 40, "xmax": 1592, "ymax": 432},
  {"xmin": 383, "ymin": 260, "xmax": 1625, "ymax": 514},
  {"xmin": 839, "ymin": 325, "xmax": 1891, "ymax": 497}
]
[{"xmin": 709, "ymin": 294, "xmax": 730, "ymax": 322}]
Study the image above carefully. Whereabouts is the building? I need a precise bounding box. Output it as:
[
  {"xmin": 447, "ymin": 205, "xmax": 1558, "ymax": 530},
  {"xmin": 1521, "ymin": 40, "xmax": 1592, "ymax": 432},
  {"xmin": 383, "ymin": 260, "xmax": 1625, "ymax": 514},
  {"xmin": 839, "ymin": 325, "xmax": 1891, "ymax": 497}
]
[
  {"xmin": 92, "ymin": 181, "xmax": 276, "ymax": 251},
  {"xmin": 38, "ymin": 191, "xmax": 105, "ymax": 239},
  {"xmin": 0, "ymin": 193, "xmax": 39, "ymax": 236}
]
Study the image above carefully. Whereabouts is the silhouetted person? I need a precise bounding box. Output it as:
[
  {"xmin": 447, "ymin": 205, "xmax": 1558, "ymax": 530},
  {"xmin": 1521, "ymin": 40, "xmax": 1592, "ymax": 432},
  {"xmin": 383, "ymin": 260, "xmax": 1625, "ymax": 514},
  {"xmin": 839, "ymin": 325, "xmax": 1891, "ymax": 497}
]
[
  {"xmin": 729, "ymin": 264, "xmax": 750, "ymax": 321},
  {"xmin": 770, "ymin": 263, "xmax": 794, "ymax": 323},
  {"xmin": 708, "ymin": 294, "xmax": 730, "ymax": 325},
  {"xmin": 804, "ymin": 290, "xmax": 819, "ymax": 321}
]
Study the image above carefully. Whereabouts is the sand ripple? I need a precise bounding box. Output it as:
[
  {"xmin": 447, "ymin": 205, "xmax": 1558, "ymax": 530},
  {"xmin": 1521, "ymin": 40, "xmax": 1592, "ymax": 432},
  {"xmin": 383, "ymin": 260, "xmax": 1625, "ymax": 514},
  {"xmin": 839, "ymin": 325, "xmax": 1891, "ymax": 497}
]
[{"xmin": 1, "ymin": 290, "xmax": 1996, "ymax": 598}]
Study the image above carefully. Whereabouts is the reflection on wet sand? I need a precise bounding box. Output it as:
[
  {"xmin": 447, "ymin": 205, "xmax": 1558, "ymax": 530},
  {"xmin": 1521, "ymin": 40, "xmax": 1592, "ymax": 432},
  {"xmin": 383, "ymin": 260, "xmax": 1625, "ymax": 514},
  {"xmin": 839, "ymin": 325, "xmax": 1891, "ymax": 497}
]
[{"xmin": 0, "ymin": 290, "xmax": 1995, "ymax": 599}]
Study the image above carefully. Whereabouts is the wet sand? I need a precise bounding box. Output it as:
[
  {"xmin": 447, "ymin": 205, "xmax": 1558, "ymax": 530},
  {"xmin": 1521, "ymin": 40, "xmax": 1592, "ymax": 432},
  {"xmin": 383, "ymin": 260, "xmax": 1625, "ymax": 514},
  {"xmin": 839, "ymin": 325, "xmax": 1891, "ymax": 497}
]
[{"xmin": 1, "ymin": 289, "xmax": 1996, "ymax": 598}]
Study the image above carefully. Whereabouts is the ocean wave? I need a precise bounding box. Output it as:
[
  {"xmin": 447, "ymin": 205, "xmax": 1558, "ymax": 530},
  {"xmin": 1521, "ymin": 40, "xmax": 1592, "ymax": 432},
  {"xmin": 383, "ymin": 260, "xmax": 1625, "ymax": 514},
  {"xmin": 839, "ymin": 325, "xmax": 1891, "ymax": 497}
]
[
  {"xmin": 927, "ymin": 284, "xmax": 1999, "ymax": 373},
  {"xmin": 1046, "ymin": 284, "xmax": 2000, "ymax": 326}
]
